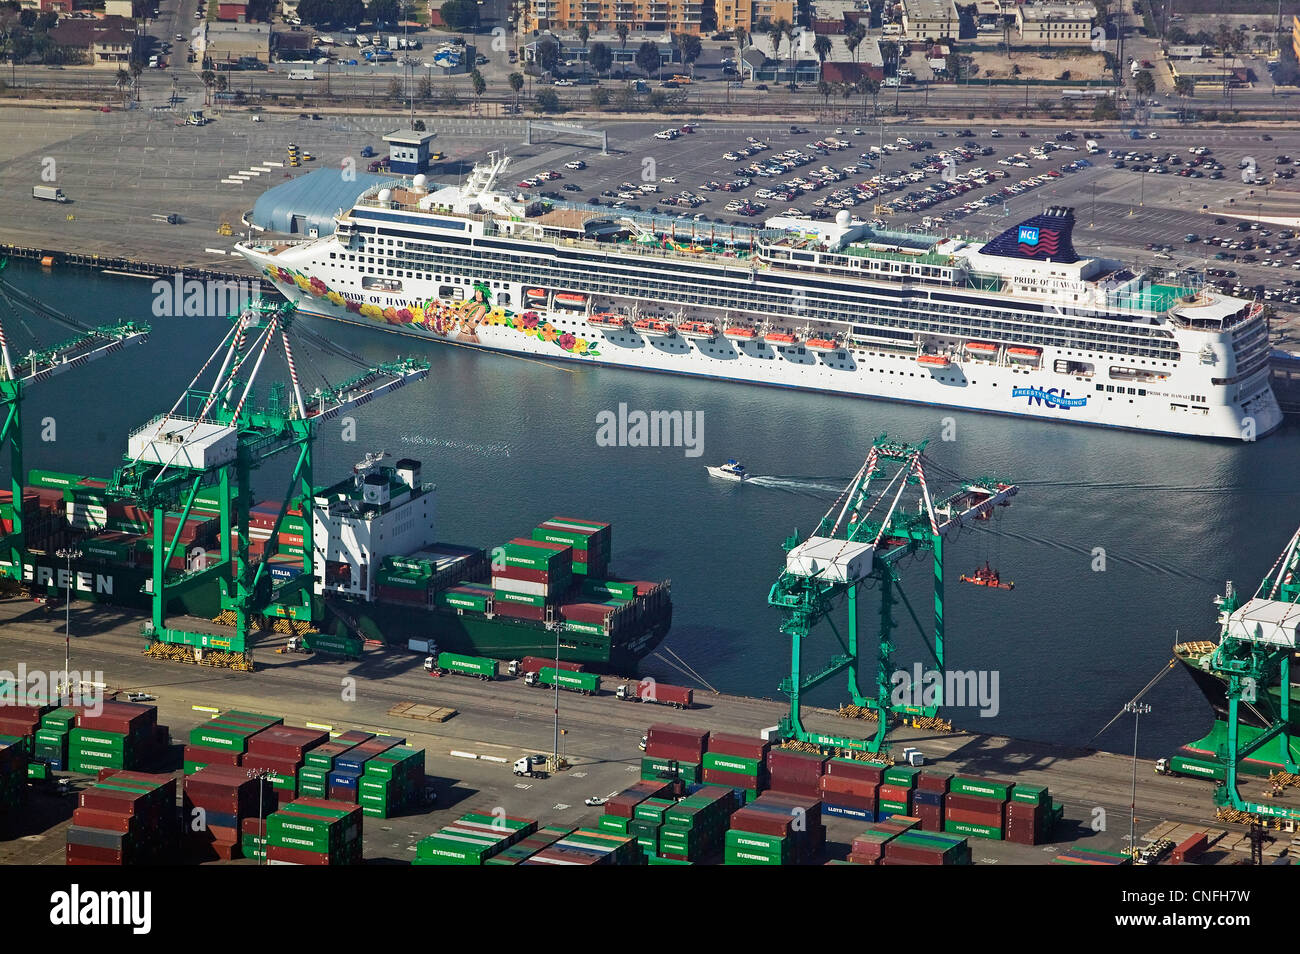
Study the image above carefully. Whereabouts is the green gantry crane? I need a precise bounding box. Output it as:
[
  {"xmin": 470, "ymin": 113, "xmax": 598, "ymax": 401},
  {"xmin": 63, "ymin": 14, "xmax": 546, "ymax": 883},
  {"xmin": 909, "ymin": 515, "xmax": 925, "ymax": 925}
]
[
  {"xmin": 1206, "ymin": 523, "xmax": 1300, "ymax": 821},
  {"xmin": 768, "ymin": 434, "xmax": 1019, "ymax": 754},
  {"xmin": 107, "ymin": 297, "xmax": 428, "ymax": 665},
  {"xmin": 0, "ymin": 259, "xmax": 150, "ymax": 579}
]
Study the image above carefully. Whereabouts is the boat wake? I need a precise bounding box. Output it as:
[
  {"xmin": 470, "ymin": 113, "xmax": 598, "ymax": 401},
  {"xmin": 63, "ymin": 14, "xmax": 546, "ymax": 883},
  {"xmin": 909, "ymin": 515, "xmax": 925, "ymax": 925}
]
[
  {"xmin": 399, "ymin": 434, "xmax": 511, "ymax": 458},
  {"xmin": 746, "ymin": 476, "xmax": 851, "ymax": 496}
]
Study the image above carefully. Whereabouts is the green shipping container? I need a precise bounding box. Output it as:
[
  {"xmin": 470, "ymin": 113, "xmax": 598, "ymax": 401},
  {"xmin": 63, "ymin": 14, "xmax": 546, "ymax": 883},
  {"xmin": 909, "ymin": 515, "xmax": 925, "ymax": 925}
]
[
  {"xmin": 703, "ymin": 752, "xmax": 762, "ymax": 776},
  {"xmin": 437, "ymin": 590, "xmax": 489, "ymax": 611},
  {"xmin": 492, "ymin": 589, "xmax": 547, "ymax": 608},
  {"xmin": 1011, "ymin": 784, "xmax": 1049, "ymax": 805},
  {"xmin": 883, "ymin": 766, "xmax": 920, "ymax": 787},
  {"xmin": 436, "ymin": 652, "xmax": 497, "ymax": 679},
  {"xmin": 579, "ymin": 579, "xmax": 636, "ymax": 601},
  {"xmin": 539, "ymin": 667, "xmax": 600, "ymax": 693},
  {"xmin": 950, "ymin": 776, "xmax": 1012, "ymax": 801}
]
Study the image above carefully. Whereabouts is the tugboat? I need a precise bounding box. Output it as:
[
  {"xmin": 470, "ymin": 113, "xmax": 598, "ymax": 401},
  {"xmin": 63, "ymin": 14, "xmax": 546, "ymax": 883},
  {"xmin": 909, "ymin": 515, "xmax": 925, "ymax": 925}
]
[
  {"xmin": 706, "ymin": 458, "xmax": 750, "ymax": 482},
  {"xmin": 959, "ymin": 561, "xmax": 1014, "ymax": 590}
]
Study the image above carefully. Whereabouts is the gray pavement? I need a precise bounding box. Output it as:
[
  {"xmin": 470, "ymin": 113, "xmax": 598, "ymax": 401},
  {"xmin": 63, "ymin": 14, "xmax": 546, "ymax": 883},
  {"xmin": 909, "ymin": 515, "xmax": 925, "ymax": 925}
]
[{"xmin": 0, "ymin": 597, "xmax": 1293, "ymax": 865}]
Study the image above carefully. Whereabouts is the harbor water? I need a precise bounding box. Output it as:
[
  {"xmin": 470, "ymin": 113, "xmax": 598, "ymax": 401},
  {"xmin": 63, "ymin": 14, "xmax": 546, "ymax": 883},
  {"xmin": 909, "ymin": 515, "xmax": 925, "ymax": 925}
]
[{"xmin": 6, "ymin": 261, "xmax": 1300, "ymax": 757}]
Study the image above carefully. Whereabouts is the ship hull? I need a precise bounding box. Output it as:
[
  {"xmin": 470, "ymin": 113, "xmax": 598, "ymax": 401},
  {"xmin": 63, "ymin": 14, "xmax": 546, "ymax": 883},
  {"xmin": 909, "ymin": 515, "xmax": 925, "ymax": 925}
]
[
  {"xmin": 240, "ymin": 251, "xmax": 1281, "ymax": 441},
  {"xmin": 324, "ymin": 599, "xmax": 672, "ymax": 673}
]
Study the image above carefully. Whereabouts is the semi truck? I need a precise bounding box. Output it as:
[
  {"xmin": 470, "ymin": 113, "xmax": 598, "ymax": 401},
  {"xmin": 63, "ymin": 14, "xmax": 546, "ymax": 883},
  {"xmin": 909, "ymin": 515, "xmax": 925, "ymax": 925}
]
[
  {"xmin": 615, "ymin": 679, "xmax": 693, "ymax": 708},
  {"xmin": 32, "ymin": 185, "xmax": 68, "ymax": 202},
  {"xmin": 283, "ymin": 632, "xmax": 363, "ymax": 660},
  {"xmin": 424, "ymin": 651, "xmax": 497, "ymax": 680},
  {"xmin": 525, "ymin": 666, "xmax": 601, "ymax": 695},
  {"xmin": 507, "ymin": 656, "xmax": 584, "ymax": 677}
]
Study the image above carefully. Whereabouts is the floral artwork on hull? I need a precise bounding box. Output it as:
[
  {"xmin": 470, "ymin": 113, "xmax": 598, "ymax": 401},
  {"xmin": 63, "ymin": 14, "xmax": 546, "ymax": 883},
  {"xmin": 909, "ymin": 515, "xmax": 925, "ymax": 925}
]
[{"xmin": 262, "ymin": 266, "xmax": 599, "ymax": 357}]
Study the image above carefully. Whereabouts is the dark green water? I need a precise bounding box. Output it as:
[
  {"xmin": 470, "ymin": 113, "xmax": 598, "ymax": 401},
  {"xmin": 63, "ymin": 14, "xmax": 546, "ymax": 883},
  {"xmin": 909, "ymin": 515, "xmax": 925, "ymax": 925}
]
[{"xmin": 5, "ymin": 261, "xmax": 1300, "ymax": 757}]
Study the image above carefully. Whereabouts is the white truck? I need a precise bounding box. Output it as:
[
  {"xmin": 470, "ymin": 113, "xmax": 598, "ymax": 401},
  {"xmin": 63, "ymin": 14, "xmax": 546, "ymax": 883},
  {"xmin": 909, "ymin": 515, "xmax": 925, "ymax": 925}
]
[
  {"xmin": 513, "ymin": 755, "xmax": 547, "ymax": 778},
  {"xmin": 1085, "ymin": 139, "xmax": 1100, "ymax": 154},
  {"xmin": 288, "ymin": 69, "xmax": 315, "ymax": 80},
  {"xmin": 32, "ymin": 185, "xmax": 68, "ymax": 202}
]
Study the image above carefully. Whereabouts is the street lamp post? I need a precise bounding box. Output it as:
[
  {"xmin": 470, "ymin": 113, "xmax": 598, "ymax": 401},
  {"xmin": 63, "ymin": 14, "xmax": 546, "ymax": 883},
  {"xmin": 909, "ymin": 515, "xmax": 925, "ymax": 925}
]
[
  {"xmin": 55, "ymin": 547, "xmax": 82, "ymax": 703},
  {"xmin": 246, "ymin": 767, "xmax": 271, "ymax": 865},
  {"xmin": 1124, "ymin": 701, "xmax": 1151, "ymax": 858}
]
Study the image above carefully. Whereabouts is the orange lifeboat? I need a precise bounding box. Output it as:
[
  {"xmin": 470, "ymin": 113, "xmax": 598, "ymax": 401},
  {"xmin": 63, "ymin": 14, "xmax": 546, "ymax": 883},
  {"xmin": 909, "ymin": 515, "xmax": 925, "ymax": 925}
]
[
  {"xmin": 676, "ymin": 320, "xmax": 717, "ymax": 340},
  {"xmin": 1006, "ymin": 346, "xmax": 1042, "ymax": 362},
  {"xmin": 916, "ymin": 353, "xmax": 950, "ymax": 367},
  {"xmin": 965, "ymin": 341, "xmax": 998, "ymax": 356},
  {"xmin": 554, "ymin": 292, "xmax": 588, "ymax": 308},
  {"xmin": 587, "ymin": 312, "xmax": 628, "ymax": 329},
  {"xmin": 632, "ymin": 318, "xmax": 676, "ymax": 337},
  {"xmin": 525, "ymin": 288, "xmax": 548, "ymax": 304},
  {"xmin": 724, "ymin": 326, "xmax": 758, "ymax": 340},
  {"xmin": 765, "ymin": 331, "xmax": 798, "ymax": 346},
  {"xmin": 805, "ymin": 337, "xmax": 841, "ymax": 352}
]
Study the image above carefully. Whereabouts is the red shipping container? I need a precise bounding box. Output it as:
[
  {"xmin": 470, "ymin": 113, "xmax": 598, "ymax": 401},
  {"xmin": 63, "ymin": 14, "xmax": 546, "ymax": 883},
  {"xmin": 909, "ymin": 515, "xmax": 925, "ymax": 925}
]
[
  {"xmin": 768, "ymin": 749, "xmax": 828, "ymax": 781},
  {"xmin": 946, "ymin": 806, "xmax": 1004, "ymax": 827},
  {"xmin": 917, "ymin": 770, "xmax": 953, "ymax": 793},
  {"xmin": 820, "ymin": 775, "xmax": 877, "ymax": 799},
  {"xmin": 707, "ymin": 732, "xmax": 770, "ymax": 760},
  {"xmin": 915, "ymin": 806, "xmax": 945, "ymax": 832},
  {"xmin": 66, "ymin": 844, "xmax": 125, "ymax": 865},
  {"xmin": 517, "ymin": 656, "xmax": 583, "ymax": 674},
  {"xmin": 821, "ymin": 791, "xmax": 876, "ymax": 811},
  {"xmin": 730, "ymin": 813, "xmax": 793, "ymax": 839},
  {"xmin": 558, "ymin": 602, "xmax": 615, "ymax": 624},
  {"xmin": 243, "ymin": 753, "xmax": 301, "ymax": 776},
  {"xmin": 645, "ymin": 742, "xmax": 704, "ymax": 764},
  {"xmin": 1173, "ymin": 832, "xmax": 1208, "ymax": 864},
  {"xmin": 184, "ymin": 744, "xmax": 242, "ymax": 767},
  {"xmin": 495, "ymin": 602, "xmax": 546, "ymax": 622},
  {"xmin": 79, "ymin": 788, "xmax": 149, "ymax": 813},
  {"xmin": 768, "ymin": 781, "xmax": 821, "ymax": 798},
  {"xmin": 71, "ymin": 808, "xmax": 136, "ymax": 833},
  {"xmin": 246, "ymin": 726, "xmax": 328, "ymax": 760},
  {"xmin": 647, "ymin": 724, "xmax": 709, "ymax": 748},
  {"xmin": 826, "ymin": 760, "xmax": 885, "ymax": 784},
  {"xmin": 878, "ymin": 784, "xmax": 912, "ymax": 804},
  {"xmin": 241, "ymin": 817, "xmax": 267, "ymax": 838},
  {"xmin": 701, "ymin": 767, "xmax": 763, "ymax": 790},
  {"xmin": 946, "ymin": 792, "xmax": 1004, "ymax": 813},
  {"xmin": 493, "ymin": 566, "xmax": 569, "ymax": 585}
]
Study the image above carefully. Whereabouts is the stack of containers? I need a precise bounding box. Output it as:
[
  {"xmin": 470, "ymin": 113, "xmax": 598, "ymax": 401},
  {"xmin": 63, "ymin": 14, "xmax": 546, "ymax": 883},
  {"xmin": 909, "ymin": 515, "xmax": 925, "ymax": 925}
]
[
  {"xmin": 819, "ymin": 758, "xmax": 885, "ymax": 820},
  {"xmin": 1052, "ymin": 846, "xmax": 1132, "ymax": 865},
  {"xmin": 328, "ymin": 735, "xmax": 403, "ymax": 804},
  {"xmin": 767, "ymin": 748, "xmax": 828, "ymax": 798},
  {"xmin": 184, "ymin": 710, "xmax": 282, "ymax": 774},
  {"xmin": 1005, "ymin": 784, "xmax": 1050, "ymax": 845},
  {"xmin": 68, "ymin": 771, "xmax": 178, "ymax": 865},
  {"xmin": 644, "ymin": 723, "xmax": 709, "ymax": 783},
  {"xmin": 0, "ymin": 704, "xmax": 45, "ymax": 749},
  {"xmin": 358, "ymin": 745, "xmax": 425, "ymax": 818},
  {"xmin": 726, "ymin": 793, "xmax": 825, "ymax": 865},
  {"xmin": 702, "ymin": 732, "xmax": 769, "ymax": 800},
  {"xmin": 879, "ymin": 764, "xmax": 920, "ymax": 818},
  {"xmin": 516, "ymin": 656, "xmax": 584, "ymax": 675},
  {"xmin": 847, "ymin": 816, "xmax": 920, "ymax": 864},
  {"xmin": 298, "ymin": 730, "xmax": 374, "ymax": 798},
  {"xmin": 242, "ymin": 725, "xmax": 329, "ymax": 798},
  {"xmin": 376, "ymin": 562, "xmax": 430, "ymax": 607},
  {"xmin": 943, "ymin": 775, "xmax": 1011, "ymax": 840},
  {"xmin": 912, "ymin": 770, "xmax": 951, "ymax": 831},
  {"xmin": 184, "ymin": 765, "xmax": 278, "ymax": 860},
  {"xmin": 240, "ymin": 817, "xmax": 267, "ymax": 861},
  {"xmin": 657, "ymin": 786, "xmax": 737, "ymax": 861},
  {"xmin": 69, "ymin": 701, "xmax": 162, "ymax": 775},
  {"xmin": 557, "ymin": 600, "xmax": 619, "ymax": 636},
  {"xmin": 492, "ymin": 537, "xmax": 573, "ymax": 621},
  {"xmin": 881, "ymin": 829, "xmax": 972, "ymax": 865},
  {"xmin": 532, "ymin": 516, "xmax": 611, "ymax": 578},
  {"xmin": 413, "ymin": 811, "xmax": 538, "ymax": 865},
  {"xmin": 0, "ymin": 736, "xmax": 26, "ymax": 834},
  {"xmin": 624, "ymin": 796, "xmax": 675, "ymax": 855},
  {"xmin": 266, "ymin": 797, "xmax": 363, "ymax": 865},
  {"xmin": 273, "ymin": 507, "xmax": 308, "ymax": 559},
  {"xmin": 485, "ymin": 825, "xmax": 575, "ymax": 865},
  {"xmin": 435, "ymin": 582, "xmax": 492, "ymax": 612},
  {"xmin": 34, "ymin": 706, "xmax": 81, "ymax": 770},
  {"xmin": 602, "ymin": 778, "xmax": 682, "ymax": 830},
  {"xmin": 523, "ymin": 828, "xmax": 642, "ymax": 865}
]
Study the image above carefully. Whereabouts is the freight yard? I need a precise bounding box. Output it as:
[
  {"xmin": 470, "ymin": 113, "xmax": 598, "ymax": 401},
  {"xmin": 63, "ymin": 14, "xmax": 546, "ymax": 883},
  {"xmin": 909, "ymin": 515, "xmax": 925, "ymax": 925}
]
[{"xmin": 1, "ymin": 598, "xmax": 1297, "ymax": 866}]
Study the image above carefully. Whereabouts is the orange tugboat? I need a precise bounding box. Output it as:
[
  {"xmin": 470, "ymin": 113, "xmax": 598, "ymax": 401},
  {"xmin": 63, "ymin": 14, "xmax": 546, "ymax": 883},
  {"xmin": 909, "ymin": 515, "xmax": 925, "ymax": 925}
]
[{"xmin": 959, "ymin": 562, "xmax": 1014, "ymax": 590}]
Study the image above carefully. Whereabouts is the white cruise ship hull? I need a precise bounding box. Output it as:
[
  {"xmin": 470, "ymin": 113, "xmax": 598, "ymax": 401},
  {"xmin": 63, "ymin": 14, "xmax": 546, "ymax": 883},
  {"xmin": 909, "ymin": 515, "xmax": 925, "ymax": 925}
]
[{"xmin": 239, "ymin": 244, "xmax": 1280, "ymax": 441}]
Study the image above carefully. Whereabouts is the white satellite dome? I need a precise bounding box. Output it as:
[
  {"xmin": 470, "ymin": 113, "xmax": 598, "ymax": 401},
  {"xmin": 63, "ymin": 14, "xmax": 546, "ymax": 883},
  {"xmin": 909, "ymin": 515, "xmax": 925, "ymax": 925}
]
[
  {"xmin": 835, "ymin": 209, "xmax": 851, "ymax": 227},
  {"xmin": 377, "ymin": 188, "xmax": 393, "ymax": 203},
  {"xmin": 412, "ymin": 173, "xmax": 428, "ymax": 190}
]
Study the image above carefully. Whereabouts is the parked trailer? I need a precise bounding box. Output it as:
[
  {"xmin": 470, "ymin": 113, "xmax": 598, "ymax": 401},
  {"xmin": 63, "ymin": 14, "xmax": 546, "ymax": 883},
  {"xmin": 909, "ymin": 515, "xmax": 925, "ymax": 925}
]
[
  {"xmin": 526, "ymin": 667, "xmax": 601, "ymax": 695},
  {"xmin": 509, "ymin": 656, "xmax": 584, "ymax": 677},
  {"xmin": 425, "ymin": 651, "xmax": 497, "ymax": 680},
  {"xmin": 615, "ymin": 680, "xmax": 693, "ymax": 708}
]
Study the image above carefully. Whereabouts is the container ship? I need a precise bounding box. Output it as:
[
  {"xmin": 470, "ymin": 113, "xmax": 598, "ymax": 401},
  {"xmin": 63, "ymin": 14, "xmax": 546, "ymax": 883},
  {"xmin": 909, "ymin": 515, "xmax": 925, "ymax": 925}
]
[
  {"xmin": 3, "ymin": 458, "xmax": 671, "ymax": 671},
  {"xmin": 236, "ymin": 152, "xmax": 1280, "ymax": 440}
]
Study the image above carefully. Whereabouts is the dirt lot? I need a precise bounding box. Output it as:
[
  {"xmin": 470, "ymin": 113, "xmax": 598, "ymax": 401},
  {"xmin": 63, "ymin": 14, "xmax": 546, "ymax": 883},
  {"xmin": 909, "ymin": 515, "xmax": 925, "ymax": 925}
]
[{"xmin": 969, "ymin": 50, "xmax": 1108, "ymax": 82}]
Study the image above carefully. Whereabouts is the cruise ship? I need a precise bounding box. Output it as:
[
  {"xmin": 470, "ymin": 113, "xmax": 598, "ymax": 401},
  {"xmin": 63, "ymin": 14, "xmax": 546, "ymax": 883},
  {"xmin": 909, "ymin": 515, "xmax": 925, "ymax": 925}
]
[{"xmin": 236, "ymin": 153, "xmax": 1281, "ymax": 440}]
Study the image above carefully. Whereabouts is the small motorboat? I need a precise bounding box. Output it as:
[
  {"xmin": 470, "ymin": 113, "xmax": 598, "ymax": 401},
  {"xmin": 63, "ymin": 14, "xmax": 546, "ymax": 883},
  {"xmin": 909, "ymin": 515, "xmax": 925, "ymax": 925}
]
[
  {"xmin": 959, "ymin": 562, "xmax": 1014, "ymax": 590},
  {"xmin": 706, "ymin": 458, "xmax": 750, "ymax": 482}
]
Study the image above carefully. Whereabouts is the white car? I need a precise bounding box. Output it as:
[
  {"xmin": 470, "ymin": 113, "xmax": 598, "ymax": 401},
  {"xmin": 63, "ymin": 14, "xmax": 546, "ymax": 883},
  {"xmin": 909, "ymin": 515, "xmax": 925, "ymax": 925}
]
[
  {"xmin": 555, "ymin": 79, "xmax": 573, "ymax": 86},
  {"xmin": 564, "ymin": 160, "xmax": 586, "ymax": 170},
  {"xmin": 1148, "ymin": 132, "xmax": 1160, "ymax": 139},
  {"xmin": 662, "ymin": 175, "xmax": 677, "ymax": 183}
]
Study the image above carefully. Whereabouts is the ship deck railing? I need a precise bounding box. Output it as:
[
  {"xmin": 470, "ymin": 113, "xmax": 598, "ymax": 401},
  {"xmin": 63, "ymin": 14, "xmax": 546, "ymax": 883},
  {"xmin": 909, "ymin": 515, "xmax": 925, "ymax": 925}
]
[{"xmin": 840, "ymin": 244, "xmax": 955, "ymax": 268}]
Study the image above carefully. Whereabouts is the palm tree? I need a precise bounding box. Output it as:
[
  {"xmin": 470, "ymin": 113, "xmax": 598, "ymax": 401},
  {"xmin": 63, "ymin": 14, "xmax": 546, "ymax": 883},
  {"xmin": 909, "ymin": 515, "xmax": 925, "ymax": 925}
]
[
  {"xmin": 115, "ymin": 66, "xmax": 131, "ymax": 105},
  {"xmin": 1173, "ymin": 74, "xmax": 1194, "ymax": 122},
  {"xmin": 847, "ymin": 23, "xmax": 865, "ymax": 66},
  {"xmin": 508, "ymin": 70, "xmax": 524, "ymax": 112},
  {"xmin": 768, "ymin": 18, "xmax": 786, "ymax": 80},
  {"xmin": 128, "ymin": 58, "xmax": 143, "ymax": 103},
  {"xmin": 818, "ymin": 78, "xmax": 831, "ymax": 105},
  {"xmin": 814, "ymin": 33, "xmax": 831, "ymax": 76},
  {"xmin": 734, "ymin": 26, "xmax": 747, "ymax": 52},
  {"xmin": 1215, "ymin": 23, "xmax": 1232, "ymax": 101},
  {"xmin": 578, "ymin": 22, "xmax": 590, "ymax": 75},
  {"xmin": 783, "ymin": 21, "xmax": 796, "ymax": 89},
  {"xmin": 200, "ymin": 68, "xmax": 215, "ymax": 105}
]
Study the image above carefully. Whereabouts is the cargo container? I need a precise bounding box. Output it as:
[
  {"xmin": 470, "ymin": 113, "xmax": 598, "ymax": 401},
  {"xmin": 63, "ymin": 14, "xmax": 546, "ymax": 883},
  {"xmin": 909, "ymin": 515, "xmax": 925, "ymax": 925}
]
[
  {"xmin": 526, "ymin": 667, "xmax": 600, "ymax": 695},
  {"xmin": 427, "ymin": 651, "xmax": 497, "ymax": 680},
  {"xmin": 615, "ymin": 680, "xmax": 693, "ymax": 708}
]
